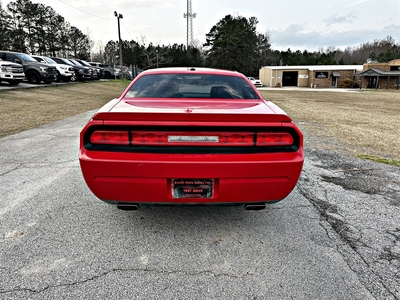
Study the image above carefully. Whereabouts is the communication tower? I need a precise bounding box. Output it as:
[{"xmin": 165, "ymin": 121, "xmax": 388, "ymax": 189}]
[{"xmin": 183, "ymin": 0, "xmax": 197, "ymax": 49}]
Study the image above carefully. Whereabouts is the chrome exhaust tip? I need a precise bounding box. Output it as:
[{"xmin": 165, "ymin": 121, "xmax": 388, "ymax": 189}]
[
  {"xmin": 117, "ymin": 204, "xmax": 140, "ymax": 211},
  {"xmin": 244, "ymin": 203, "xmax": 266, "ymax": 211}
]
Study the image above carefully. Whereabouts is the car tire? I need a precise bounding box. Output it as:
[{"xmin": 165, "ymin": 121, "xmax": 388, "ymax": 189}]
[
  {"xmin": 43, "ymin": 81, "xmax": 52, "ymax": 84},
  {"xmin": 7, "ymin": 80, "xmax": 22, "ymax": 86},
  {"xmin": 104, "ymin": 71, "xmax": 111, "ymax": 79},
  {"xmin": 61, "ymin": 76, "xmax": 71, "ymax": 82},
  {"xmin": 26, "ymin": 72, "xmax": 41, "ymax": 84}
]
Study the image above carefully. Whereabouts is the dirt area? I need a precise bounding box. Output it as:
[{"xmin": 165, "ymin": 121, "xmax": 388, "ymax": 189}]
[
  {"xmin": 260, "ymin": 89, "xmax": 400, "ymax": 162},
  {"xmin": 0, "ymin": 81, "xmax": 130, "ymax": 138},
  {"xmin": 1, "ymin": 83, "xmax": 399, "ymax": 163}
]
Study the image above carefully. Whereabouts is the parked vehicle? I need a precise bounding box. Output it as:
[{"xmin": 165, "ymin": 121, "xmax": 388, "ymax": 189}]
[
  {"xmin": 89, "ymin": 62, "xmax": 120, "ymax": 79},
  {"xmin": 75, "ymin": 59, "xmax": 103, "ymax": 80},
  {"xmin": 0, "ymin": 58, "xmax": 25, "ymax": 85},
  {"xmin": 247, "ymin": 77, "xmax": 263, "ymax": 87},
  {"xmin": 50, "ymin": 57, "xmax": 91, "ymax": 81},
  {"xmin": 79, "ymin": 67, "xmax": 304, "ymax": 211},
  {"xmin": 31, "ymin": 55, "xmax": 74, "ymax": 82},
  {"xmin": 0, "ymin": 50, "xmax": 57, "ymax": 84},
  {"xmin": 68, "ymin": 59, "xmax": 95, "ymax": 80}
]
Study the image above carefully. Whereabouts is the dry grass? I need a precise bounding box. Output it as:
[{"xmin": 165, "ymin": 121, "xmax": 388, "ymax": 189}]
[
  {"xmin": 1, "ymin": 83, "xmax": 399, "ymax": 163},
  {"xmin": 0, "ymin": 80, "xmax": 130, "ymax": 138},
  {"xmin": 260, "ymin": 89, "xmax": 400, "ymax": 161}
]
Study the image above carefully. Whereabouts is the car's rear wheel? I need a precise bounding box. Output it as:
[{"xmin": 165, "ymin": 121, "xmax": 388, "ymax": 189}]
[{"xmin": 26, "ymin": 72, "xmax": 41, "ymax": 84}]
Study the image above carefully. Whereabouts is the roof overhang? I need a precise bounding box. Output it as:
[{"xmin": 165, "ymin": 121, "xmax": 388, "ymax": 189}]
[{"xmin": 358, "ymin": 68, "xmax": 400, "ymax": 76}]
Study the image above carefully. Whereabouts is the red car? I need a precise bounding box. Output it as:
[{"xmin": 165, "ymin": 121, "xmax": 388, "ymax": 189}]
[{"xmin": 79, "ymin": 68, "xmax": 304, "ymax": 210}]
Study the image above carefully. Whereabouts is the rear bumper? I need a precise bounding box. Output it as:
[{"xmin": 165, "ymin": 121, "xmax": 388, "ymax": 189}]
[{"xmin": 79, "ymin": 150, "xmax": 304, "ymax": 204}]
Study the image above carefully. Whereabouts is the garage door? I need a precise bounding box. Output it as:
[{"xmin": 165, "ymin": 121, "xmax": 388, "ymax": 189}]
[{"xmin": 282, "ymin": 71, "xmax": 298, "ymax": 87}]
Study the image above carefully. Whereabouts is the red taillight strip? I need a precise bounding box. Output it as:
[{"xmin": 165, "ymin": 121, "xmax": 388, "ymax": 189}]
[
  {"xmin": 90, "ymin": 130, "xmax": 294, "ymax": 147},
  {"xmin": 256, "ymin": 132, "xmax": 293, "ymax": 146},
  {"xmin": 90, "ymin": 130, "xmax": 130, "ymax": 145},
  {"xmin": 132, "ymin": 131, "xmax": 255, "ymax": 146}
]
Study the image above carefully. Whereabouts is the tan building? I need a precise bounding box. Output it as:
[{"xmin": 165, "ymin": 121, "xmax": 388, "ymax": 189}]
[
  {"xmin": 259, "ymin": 65, "xmax": 363, "ymax": 88},
  {"xmin": 259, "ymin": 59, "xmax": 400, "ymax": 89}
]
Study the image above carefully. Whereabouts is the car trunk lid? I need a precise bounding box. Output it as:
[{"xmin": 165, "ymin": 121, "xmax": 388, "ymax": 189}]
[{"xmin": 92, "ymin": 99, "xmax": 292, "ymax": 123}]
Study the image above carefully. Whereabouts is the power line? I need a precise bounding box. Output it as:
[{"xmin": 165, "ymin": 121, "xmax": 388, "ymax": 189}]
[
  {"xmin": 57, "ymin": 0, "xmax": 111, "ymax": 20},
  {"xmin": 57, "ymin": 0, "xmax": 134, "ymax": 43}
]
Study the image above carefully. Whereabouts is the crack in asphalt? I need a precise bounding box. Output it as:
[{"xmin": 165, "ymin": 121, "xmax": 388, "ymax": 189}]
[
  {"xmin": 0, "ymin": 164, "xmax": 23, "ymax": 176},
  {"xmin": 297, "ymin": 167, "xmax": 399, "ymax": 299},
  {"xmin": 0, "ymin": 161, "xmax": 78, "ymax": 175},
  {"xmin": 0, "ymin": 267, "xmax": 249, "ymax": 295}
]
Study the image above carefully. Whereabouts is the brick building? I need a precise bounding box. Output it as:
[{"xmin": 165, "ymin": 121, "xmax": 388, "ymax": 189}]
[
  {"xmin": 259, "ymin": 65, "xmax": 363, "ymax": 88},
  {"xmin": 259, "ymin": 59, "xmax": 400, "ymax": 89},
  {"xmin": 357, "ymin": 59, "xmax": 400, "ymax": 89}
]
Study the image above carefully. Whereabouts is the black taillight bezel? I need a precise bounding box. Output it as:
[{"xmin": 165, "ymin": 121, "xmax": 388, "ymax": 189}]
[{"xmin": 84, "ymin": 125, "xmax": 301, "ymax": 154}]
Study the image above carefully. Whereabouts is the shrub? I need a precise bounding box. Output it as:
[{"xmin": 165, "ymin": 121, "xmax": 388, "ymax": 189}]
[{"xmin": 338, "ymin": 78, "xmax": 353, "ymax": 88}]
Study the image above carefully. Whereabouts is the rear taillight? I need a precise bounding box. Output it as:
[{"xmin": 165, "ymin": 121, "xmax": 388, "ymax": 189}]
[
  {"xmin": 89, "ymin": 130, "xmax": 294, "ymax": 147},
  {"xmin": 132, "ymin": 131, "xmax": 254, "ymax": 146},
  {"xmin": 256, "ymin": 132, "xmax": 293, "ymax": 146},
  {"xmin": 90, "ymin": 131, "xmax": 129, "ymax": 145}
]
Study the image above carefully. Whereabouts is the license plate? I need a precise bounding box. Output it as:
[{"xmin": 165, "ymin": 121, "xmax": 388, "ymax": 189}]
[{"xmin": 172, "ymin": 179, "xmax": 214, "ymax": 199}]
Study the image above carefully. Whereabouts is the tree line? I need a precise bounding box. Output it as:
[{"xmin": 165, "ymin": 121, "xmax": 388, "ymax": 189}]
[{"xmin": 1, "ymin": 0, "xmax": 399, "ymax": 77}]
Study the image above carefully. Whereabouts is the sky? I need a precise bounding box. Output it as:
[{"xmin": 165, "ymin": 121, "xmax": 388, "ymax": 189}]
[{"xmin": 1, "ymin": 0, "xmax": 399, "ymax": 52}]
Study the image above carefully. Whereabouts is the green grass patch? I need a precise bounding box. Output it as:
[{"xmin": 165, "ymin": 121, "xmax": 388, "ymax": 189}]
[{"xmin": 358, "ymin": 154, "xmax": 400, "ymax": 167}]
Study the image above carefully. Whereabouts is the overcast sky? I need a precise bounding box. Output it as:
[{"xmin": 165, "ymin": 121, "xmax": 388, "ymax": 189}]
[{"xmin": 1, "ymin": 0, "xmax": 399, "ymax": 51}]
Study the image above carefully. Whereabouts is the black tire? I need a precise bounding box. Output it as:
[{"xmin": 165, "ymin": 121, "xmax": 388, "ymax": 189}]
[
  {"xmin": 61, "ymin": 76, "xmax": 71, "ymax": 82},
  {"xmin": 56, "ymin": 71, "xmax": 61, "ymax": 82},
  {"xmin": 26, "ymin": 71, "xmax": 41, "ymax": 84},
  {"xmin": 104, "ymin": 71, "xmax": 111, "ymax": 79},
  {"xmin": 43, "ymin": 81, "xmax": 52, "ymax": 84},
  {"xmin": 8, "ymin": 80, "xmax": 22, "ymax": 86}
]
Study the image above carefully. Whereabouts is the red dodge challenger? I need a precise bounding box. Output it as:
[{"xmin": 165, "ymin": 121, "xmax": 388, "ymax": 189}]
[{"xmin": 79, "ymin": 67, "xmax": 304, "ymax": 210}]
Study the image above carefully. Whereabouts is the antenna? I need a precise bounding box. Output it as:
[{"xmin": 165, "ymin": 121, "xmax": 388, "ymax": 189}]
[{"xmin": 183, "ymin": 0, "xmax": 197, "ymax": 49}]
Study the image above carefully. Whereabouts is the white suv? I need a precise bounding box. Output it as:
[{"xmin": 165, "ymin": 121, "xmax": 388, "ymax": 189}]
[
  {"xmin": 247, "ymin": 77, "xmax": 263, "ymax": 87},
  {"xmin": 31, "ymin": 55, "xmax": 75, "ymax": 82},
  {"xmin": 0, "ymin": 58, "xmax": 25, "ymax": 85}
]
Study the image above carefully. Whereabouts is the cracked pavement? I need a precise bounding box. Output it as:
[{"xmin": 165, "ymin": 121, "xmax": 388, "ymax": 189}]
[{"xmin": 0, "ymin": 112, "xmax": 398, "ymax": 299}]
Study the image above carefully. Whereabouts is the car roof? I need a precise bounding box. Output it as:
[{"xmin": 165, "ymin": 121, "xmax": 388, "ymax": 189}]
[{"xmin": 140, "ymin": 67, "xmax": 242, "ymax": 77}]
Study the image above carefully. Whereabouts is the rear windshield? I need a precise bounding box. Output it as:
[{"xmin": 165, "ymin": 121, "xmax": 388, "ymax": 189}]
[{"xmin": 125, "ymin": 74, "xmax": 260, "ymax": 99}]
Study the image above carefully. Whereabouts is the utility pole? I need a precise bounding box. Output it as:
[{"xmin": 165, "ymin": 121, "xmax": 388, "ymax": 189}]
[
  {"xmin": 114, "ymin": 11, "xmax": 123, "ymax": 79},
  {"xmin": 183, "ymin": 0, "xmax": 196, "ymax": 50}
]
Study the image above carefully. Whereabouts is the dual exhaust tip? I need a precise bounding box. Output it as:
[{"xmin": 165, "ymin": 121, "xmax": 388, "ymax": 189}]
[{"xmin": 116, "ymin": 203, "xmax": 267, "ymax": 211}]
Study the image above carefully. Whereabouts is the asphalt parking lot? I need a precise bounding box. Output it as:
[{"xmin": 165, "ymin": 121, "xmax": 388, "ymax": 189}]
[{"xmin": 0, "ymin": 86, "xmax": 399, "ymax": 299}]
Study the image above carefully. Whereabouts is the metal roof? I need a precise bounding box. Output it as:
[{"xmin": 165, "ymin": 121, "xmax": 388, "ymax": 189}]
[
  {"xmin": 261, "ymin": 65, "xmax": 363, "ymax": 71},
  {"xmin": 358, "ymin": 68, "xmax": 400, "ymax": 76}
]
